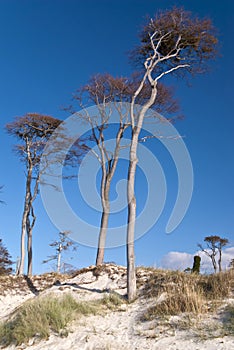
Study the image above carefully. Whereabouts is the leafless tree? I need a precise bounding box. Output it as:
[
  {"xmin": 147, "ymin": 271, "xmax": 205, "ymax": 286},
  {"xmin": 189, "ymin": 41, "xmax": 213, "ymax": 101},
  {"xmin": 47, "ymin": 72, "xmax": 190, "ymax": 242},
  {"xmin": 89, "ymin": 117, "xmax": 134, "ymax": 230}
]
[
  {"xmin": 126, "ymin": 7, "xmax": 218, "ymax": 300},
  {"xmin": 42, "ymin": 231, "xmax": 77, "ymax": 273},
  {"xmin": 72, "ymin": 73, "xmax": 178, "ymax": 266},
  {"xmin": 198, "ymin": 235, "xmax": 229, "ymax": 273}
]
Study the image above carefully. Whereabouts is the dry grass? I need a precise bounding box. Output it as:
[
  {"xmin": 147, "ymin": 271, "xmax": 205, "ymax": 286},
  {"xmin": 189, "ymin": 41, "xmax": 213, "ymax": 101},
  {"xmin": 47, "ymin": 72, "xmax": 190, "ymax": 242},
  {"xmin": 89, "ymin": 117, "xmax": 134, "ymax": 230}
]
[
  {"xmin": 0, "ymin": 273, "xmax": 69, "ymax": 295},
  {"xmin": 138, "ymin": 268, "xmax": 234, "ymax": 321}
]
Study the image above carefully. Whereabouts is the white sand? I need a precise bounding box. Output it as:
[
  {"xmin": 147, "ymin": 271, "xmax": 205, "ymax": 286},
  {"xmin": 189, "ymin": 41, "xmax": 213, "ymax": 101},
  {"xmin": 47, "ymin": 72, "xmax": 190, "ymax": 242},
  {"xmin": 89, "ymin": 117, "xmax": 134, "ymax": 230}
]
[{"xmin": 0, "ymin": 265, "xmax": 234, "ymax": 350}]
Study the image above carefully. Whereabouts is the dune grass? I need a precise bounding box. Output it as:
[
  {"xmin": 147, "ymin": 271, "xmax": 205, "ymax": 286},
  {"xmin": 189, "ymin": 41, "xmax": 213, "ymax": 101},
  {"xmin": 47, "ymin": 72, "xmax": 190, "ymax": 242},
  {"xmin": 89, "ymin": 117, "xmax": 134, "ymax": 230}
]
[
  {"xmin": 0, "ymin": 293, "xmax": 98, "ymax": 347},
  {"xmin": 139, "ymin": 269, "xmax": 234, "ymax": 321},
  {"xmin": 0, "ymin": 290, "xmax": 126, "ymax": 347}
]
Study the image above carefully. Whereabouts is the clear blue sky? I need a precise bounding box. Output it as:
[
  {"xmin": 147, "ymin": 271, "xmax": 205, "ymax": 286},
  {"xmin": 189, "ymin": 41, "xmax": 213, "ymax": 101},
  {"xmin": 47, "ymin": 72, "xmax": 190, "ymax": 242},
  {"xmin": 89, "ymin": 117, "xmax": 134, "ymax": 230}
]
[{"xmin": 0, "ymin": 0, "xmax": 233, "ymax": 274}]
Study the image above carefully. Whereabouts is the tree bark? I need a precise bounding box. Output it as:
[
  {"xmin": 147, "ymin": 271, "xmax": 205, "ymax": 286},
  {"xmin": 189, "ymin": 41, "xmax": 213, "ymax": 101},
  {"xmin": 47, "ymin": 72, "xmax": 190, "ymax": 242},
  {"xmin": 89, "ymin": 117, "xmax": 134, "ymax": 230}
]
[
  {"xmin": 27, "ymin": 224, "xmax": 33, "ymax": 276},
  {"xmin": 211, "ymin": 254, "xmax": 217, "ymax": 273},
  {"xmin": 17, "ymin": 142, "xmax": 32, "ymax": 275},
  {"xmin": 218, "ymin": 249, "xmax": 222, "ymax": 272},
  {"xmin": 18, "ymin": 203, "xmax": 28, "ymax": 275},
  {"xmin": 126, "ymin": 130, "xmax": 138, "ymax": 301},
  {"xmin": 95, "ymin": 125, "xmax": 127, "ymax": 266},
  {"xmin": 126, "ymin": 86, "xmax": 157, "ymax": 301},
  {"xmin": 57, "ymin": 243, "xmax": 62, "ymax": 273},
  {"xmin": 96, "ymin": 178, "xmax": 110, "ymax": 265}
]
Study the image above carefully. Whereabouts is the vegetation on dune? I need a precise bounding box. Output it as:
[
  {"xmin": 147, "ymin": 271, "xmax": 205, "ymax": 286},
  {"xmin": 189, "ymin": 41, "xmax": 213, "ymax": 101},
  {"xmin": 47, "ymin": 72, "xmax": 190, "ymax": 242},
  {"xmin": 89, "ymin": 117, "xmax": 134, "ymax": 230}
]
[
  {"xmin": 0, "ymin": 289, "xmax": 127, "ymax": 347},
  {"xmin": 138, "ymin": 268, "xmax": 234, "ymax": 319}
]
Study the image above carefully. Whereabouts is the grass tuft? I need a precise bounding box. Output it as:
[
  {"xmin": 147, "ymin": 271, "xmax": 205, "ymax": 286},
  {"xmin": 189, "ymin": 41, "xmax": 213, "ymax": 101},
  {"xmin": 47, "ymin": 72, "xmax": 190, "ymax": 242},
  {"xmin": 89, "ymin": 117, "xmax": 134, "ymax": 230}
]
[
  {"xmin": 0, "ymin": 293, "xmax": 97, "ymax": 347},
  {"xmin": 139, "ymin": 268, "xmax": 234, "ymax": 321}
]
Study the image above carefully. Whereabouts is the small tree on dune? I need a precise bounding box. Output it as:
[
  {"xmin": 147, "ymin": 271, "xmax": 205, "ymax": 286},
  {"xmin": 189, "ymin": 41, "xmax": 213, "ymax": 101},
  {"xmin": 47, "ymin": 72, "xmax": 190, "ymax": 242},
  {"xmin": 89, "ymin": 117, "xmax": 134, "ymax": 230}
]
[
  {"xmin": 42, "ymin": 231, "xmax": 78, "ymax": 274},
  {"xmin": 198, "ymin": 235, "xmax": 229, "ymax": 273},
  {"xmin": 0, "ymin": 238, "xmax": 13, "ymax": 275}
]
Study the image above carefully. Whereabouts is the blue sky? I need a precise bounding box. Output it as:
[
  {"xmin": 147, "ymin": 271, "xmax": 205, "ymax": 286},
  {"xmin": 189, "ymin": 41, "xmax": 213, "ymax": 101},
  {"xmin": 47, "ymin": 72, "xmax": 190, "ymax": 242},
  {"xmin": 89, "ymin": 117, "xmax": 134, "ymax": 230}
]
[{"xmin": 0, "ymin": 0, "xmax": 233, "ymax": 274}]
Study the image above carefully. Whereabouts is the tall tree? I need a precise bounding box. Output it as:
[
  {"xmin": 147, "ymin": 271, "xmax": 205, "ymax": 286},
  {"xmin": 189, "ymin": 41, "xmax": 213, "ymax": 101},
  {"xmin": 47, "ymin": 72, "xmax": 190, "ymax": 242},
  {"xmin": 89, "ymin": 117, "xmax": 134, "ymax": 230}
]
[
  {"xmin": 73, "ymin": 73, "xmax": 178, "ymax": 266},
  {"xmin": 198, "ymin": 235, "xmax": 229, "ymax": 273},
  {"xmin": 0, "ymin": 238, "xmax": 13, "ymax": 275},
  {"xmin": 6, "ymin": 114, "xmax": 62, "ymax": 276},
  {"xmin": 126, "ymin": 7, "xmax": 218, "ymax": 300}
]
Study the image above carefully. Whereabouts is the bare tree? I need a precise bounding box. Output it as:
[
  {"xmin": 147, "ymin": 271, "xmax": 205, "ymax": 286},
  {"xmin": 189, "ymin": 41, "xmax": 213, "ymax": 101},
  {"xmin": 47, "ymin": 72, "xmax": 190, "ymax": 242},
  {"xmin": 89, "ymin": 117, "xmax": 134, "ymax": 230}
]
[
  {"xmin": 198, "ymin": 235, "xmax": 229, "ymax": 273},
  {"xmin": 126, "ymin": 7, "xmax": 218, "ymax": 300},
  {"xmin": 42, "ymin": 231, "xmax": 78, "ymax": 273},
  {"xmin": 72, "ymin": 73, "xmax": 178, "ymax": 266},
  {"xmin": 6, "ymin": 114, "xmax": 62, "ymax": 276}
]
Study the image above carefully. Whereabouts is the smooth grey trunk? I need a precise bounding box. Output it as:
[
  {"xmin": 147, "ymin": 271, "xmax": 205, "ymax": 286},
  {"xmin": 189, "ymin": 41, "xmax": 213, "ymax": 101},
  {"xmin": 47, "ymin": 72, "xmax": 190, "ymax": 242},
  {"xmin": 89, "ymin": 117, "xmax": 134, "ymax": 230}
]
[
  {"xmin": 27, "ymin": 225, "xmax": 33, "ymax": 276},
  {"xmin": 17, "ymin": 138, "xmax": 39, "ymax": 276},
  {"xmin": 96, "ymin": 182, "xmax": 110, "ymax": 266},
  {"xmin": 26, "ymin": 177, "xmax": 38, "ymax": 276},
  {"xmin": 127, "ymin": 86, "xmax": 157, "ymax": 301},
  {"xmin": 95, "ymin": 125, "xmax": 127, "ymax": 266},
  {"xmin": 57, "ymin": 243, "xmax": 62, "ymax": 273},
  {"xmin": 218, "ymin": 249, "xmax": 222, "ymax": 272},
  {"xmin": 17, "ymin": 140, "xmax": 32, "ymax": 275},
  {"xmin": 211, "ymin": 254, "xmax": 217, "ymax": 273},
  {"xmin": 18, "ymin": 203, "xmax": 28, "ymax": 275}
]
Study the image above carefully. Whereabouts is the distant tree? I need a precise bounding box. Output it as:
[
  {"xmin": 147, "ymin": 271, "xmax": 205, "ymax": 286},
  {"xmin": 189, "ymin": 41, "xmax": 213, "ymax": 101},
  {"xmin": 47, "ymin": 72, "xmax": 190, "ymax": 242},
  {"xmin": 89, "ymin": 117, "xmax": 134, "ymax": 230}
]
[
  {"xmin": 42, "ymin": 231, "xmax": 78, "ymax": 274},
  {"xmin": 0, "ymin": 185, "xmax": 5, "ymax": 205},
  {"xmin": 192, "ymin": 255, "xmax": 201, "ymax": 274},
  {"xmin": 0, "ymin": 239, "xmax": 13, "ymax": 275},
  {"xmin": 198, "ymin": 235, "xmax": 229, "ymax": 273},
  {"xmin": 6, "ymin": 114, "xmax": 62, "ymax": 276},
  {"xmin": 125, "ymin": 7, "xmax": 218, "ymax": 300},
  {"xmin": 72, "ymin": 73, "xmax": 179, "ymax": 267}
]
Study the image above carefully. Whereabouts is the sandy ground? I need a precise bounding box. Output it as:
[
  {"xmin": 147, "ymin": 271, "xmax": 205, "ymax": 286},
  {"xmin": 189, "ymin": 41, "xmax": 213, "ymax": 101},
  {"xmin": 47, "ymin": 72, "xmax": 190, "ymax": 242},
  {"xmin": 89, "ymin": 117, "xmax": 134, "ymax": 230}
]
[{"xmin": 0, "ymin": 266, "xmax": 234, "ymax": 350}]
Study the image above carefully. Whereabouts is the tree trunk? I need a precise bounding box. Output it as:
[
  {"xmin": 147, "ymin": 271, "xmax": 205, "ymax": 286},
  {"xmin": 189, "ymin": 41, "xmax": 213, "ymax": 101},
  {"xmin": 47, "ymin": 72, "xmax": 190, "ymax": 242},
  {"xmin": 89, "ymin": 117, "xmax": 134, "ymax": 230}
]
[
  {"xmin": 126, "ymin": 131, "xmax": 138, "ymax": 301},
  {"xmin": 27, "ymin": 225, "xmax": 33, "ymax": 276},
  {"xmin": 17, "ymin": 165, "xmax": 32, "ymax": 275},
  {"xmin": 96, "ymin": 211, "xmax": 110, "ymax": 265},
  {"xmin": 96, "ymin": 182, "xmax": 110, "ymax": 266},
  {"xmin": 17, "ymin": 208, "xmax": 28, "ymax": 275},
  {"xmin": 218, "ymin": 249, "xmax": 222, "ymax": 272},
  {"xmin": 57, "ymin": 243, "xmax": 62, "ymax": 273},
  {"xmin": 211, "ymin": 254, "xmax": 217, "ymax": 273},
  {"xmin": 126, "ymin": 86, "xmax": 158, "ymax": 301}
]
